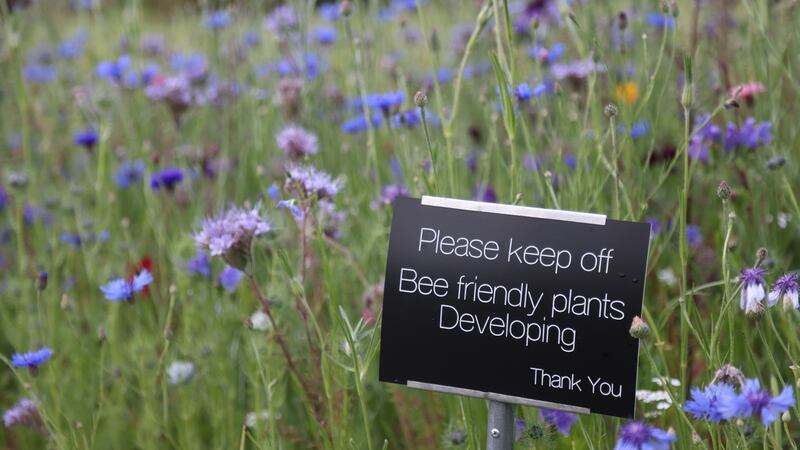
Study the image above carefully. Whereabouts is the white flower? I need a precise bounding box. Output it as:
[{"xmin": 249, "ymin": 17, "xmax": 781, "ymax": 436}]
[
  {"xmin": 167, "ymin": 361, "xmax": 195, "ymax": 385},
  {"xmin": 250, "ymin": 310, "xmax": 271, "ymax": 331}
]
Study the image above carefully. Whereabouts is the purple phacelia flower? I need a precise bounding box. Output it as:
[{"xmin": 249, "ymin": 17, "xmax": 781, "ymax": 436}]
[
  {"xmin": 373, "ymin": 184, "xmax": 409, "ymax": 209},
  {"xmin": 685, "ymin": 383, "xmax": 736, "ymax": 422},
  {"xmin": 740, "ymin": 267, "xmax": 768, "ymax": 315},
  {"xmin": 100, "ymin": 269, "xmax": 153, "ymax": 302},
  {"xmin": 285, "ymin": 165, "xmax": 343, "ymax": 201},
  {"xmin": 551, "ymin": 60, "xmax": 605, "ymax": 81},
  {"xmin": 150, "ymin": 167, "xmax": 184, "ymax": 191},
  {"xmin": 276, "ymin": 124, "xmax": 319, "ymax": 159},
  {"xmin": 3, "ymin": 398, "xmax": 41, "ymax": 429},
  {"xmin": 768, "ymin": 272, "xmax": 799, "ymax": 310},
  {"xmin": 218, "ymin": 265, "xmax": 244, "ymax": 292},
  {"xmin": 614, "ymin": 421, "xmax": 675, "ymax": 450},
  {"xmin": 194, "ymin": 204, "xmax": 271, "ymax": 270},
  {"xmin": 540, "ymin": 408, "xmax": 578, "ymax": 436},
  {"xmin": 716, "ymin": 378, "xmax": 794, "ymax": 426}
]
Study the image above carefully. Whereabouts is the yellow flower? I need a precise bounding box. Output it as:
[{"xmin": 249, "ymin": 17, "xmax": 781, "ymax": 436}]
[{"xmin": 615, "ymin": 81, "xmax": 640, "ymax": 105}]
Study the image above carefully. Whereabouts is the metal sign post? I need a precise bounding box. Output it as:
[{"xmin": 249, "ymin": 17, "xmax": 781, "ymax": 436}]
[{"xmin": 486, "ymin": 400, "xmax": 514, "ymax": 450}]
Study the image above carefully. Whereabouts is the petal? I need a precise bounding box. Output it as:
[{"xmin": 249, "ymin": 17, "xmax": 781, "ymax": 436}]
[{"xmin": 132, "ymin": 269, "xmax": 154, "ymax": 292}]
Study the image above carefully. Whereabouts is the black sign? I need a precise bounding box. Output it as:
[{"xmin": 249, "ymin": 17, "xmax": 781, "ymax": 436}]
[{"xmin": 379, "ymin": 196, "xmax": 651, "ymax": 418}]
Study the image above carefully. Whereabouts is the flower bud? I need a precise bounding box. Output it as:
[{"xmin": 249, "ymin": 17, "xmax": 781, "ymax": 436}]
[
  {"xmin": 782, "ymin": 411, "xmax": 791, "ymax": 423},
  {"xmin": 756, "ymin": 248, "xmax": 768, "ymax": 267},
  {"xmin": 414, "ymin": 91, "xmax": 428, "ymax": 108},
  {"xmin": 629, "ymin": 316, "xmax": 651, "ymax": 339},
  {"xmin": 717, "ymin": 180, "xmax": 731, "ymax": 201},
  {"xmin": 618, "ymin": 12, "xmax": 628, "ymax": 30},
  {"xmin": 339, "ymin": 0, "xmax": 353, "ymax": 17},
  {"xmin": 35, "ymin": 271, "xmax": 48, "ymax": 291},
  {"xmin": 767, "ymin": 156, "xmax": 786, "ymax": 170},
  {"xmin": 604, "ymin": 103, "xmax": 618, "ymax": 118}
]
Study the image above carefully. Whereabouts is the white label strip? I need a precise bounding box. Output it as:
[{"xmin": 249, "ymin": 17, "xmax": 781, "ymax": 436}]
[
  {"xmin": 421, "ymin": 196, "xmax": 606, "ymax": 225},
  {"xmin": 407, "ymin": 380, "xmax": 591, "ymax": 415}
]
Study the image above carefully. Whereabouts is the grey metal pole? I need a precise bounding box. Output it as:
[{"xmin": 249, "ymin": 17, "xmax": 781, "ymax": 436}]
[{"xmin": 486, "ymin": 400, "xmax": 514, "ymax": 450}]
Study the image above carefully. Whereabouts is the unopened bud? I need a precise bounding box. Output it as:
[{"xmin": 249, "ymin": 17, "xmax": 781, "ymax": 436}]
[
  {"xmin": 717, "ymin": 180, "xmax": 731, "ymax": 200},
  {"xmin": 782, "ymin": 411, "xmax": 791, "ymax": 423},
  {"xmin": 629, "ymin": 316, "xmax": 651, "ymax": 339},
  {"xmin": 618, "ymin": 12, "xmax": 628, "ymax": 30},
  {"xmin": 756, "ymin": 248, "xmax": 768, "ymax": 267},
  {"xmin": 767, "ymin": 156, "xmax": 786, "ymax": 170},
  {"xmin": 604, "ymin": 103, "xmax": 618, "ymax": 118},
  {"xmin": 414, "ymin": 91, "xmax": 428, "ymax": 108},
  {"xmin": 35, "ymin": 271, "xmax": 48, "ymax": 291},
  {"xmin": 339, "ymin": 0, "xmax": 353, "ymax": 17}
]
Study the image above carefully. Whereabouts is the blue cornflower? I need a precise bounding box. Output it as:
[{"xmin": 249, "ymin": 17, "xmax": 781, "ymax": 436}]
[
  {"xmin": 22, "ymin": 64, "xmax": 58, "ymax": 84},
  {"xmin": 630, "ymin": 120, "xmax": 650, "ymax": 139},
  {"xmin": 688, "ymin": 135, "xmax": 709, "ymax": 162},
  {"xmin": 716, "ymin": 378, "xmax": 794, "ymax": 426},
  {"xmin": 100, "ymin": 269, "xmax": 153, "ymax": 302},
  {"xmin": 473, "ymin": 184, "xmax": 496, "ymax": 203},
  {"xmin": 57, "ymin": 29, "xmax": 89, "ymax": 59},
  {"xmin": 540, "ymin": 408, "xmax": 578, "ymax": 436},
  {"xmin": 686, "ymin": 225, "xmax": 703, "ymax": 248},
  {"xmin": 341, "ymin": 113, "xmax": 384, "ymax": 133},
  {"xmin": 367, "ymin": 91, "xmax": 405, "ymax": 115},
  {"xmin": 645, "ymin": 217, "xmax": 661, "ymax": 238},
  {"xmin": 11, "ymin": 347, "xmax": 53, "ymax": 369},
  {"xmin": 740, "ymin": 267, "xmax": 768, "ymax": 315},
  {"xmin": 219, "ymin": 265, "xmax": 243, "ymax": 292},
  {"xmin": 694, "ymin": 113, "xmax": 722, "ymax": 142},
  {"xmin": 74, "ymin": 127, "xmax": 99, "ymax": 150},
  {"xmin": 266, "ymin": 183, "xmax": 280, "ymax": 199},
  {"xmin": 114, "ymin": 160, "xmax": 146, "ymax": 189},
  {"xmin": 204, "ymin": 10, "xmax": 230, "ymax": 29},
  {"xmin": 685, "ymin": 383, "xmax": 736, "ymax": 422},
  {"xmin": 243, "ymin": 30, "xmax": 261, "ymax": 48},
  {"xmin": 0, "ymin": 185, "xmax": 8, "ymax": 211},
  {"xmin": 150, "ymin": 167, "xmax": 184, "ymax": 191},
  {"xmin": 277, "ymin": 199, "xmax": 304, "ymax": 219},
  {"xmin": 186, "ymin": 252, "xmax": 211, "ymax": 278},
  {"xmin": 768, "ymin": 272, "xmax": 799, "ymax": 311},
  {"xmin": 725, "ymin": 118, "xmax": 772, "ymax": 151},
  {"xmin": 529, "ymin": 43, "xmax": 566, "ymax": 64},
  {"xmin": 96, "ymin": 55, "xmax": 132, "ymax": 82},
  {"xmin": 513, "ymin": 83, "xmax": 533, "ymax": 102},
  {"xmin": 312, "ymin": 26, "xmax": 337, "ymax": 45},
  {"xmin": 319, "ymin": 3, "xmax": 341, "ymax": 21},
  {"xmin": 60, "ymin": 232, "xmax": 82, "ymax": 248},
  {"xmin": 645, "ymin": 13, "xmax": 675, "ymax": 29},
  {"xmin": 614, "ymin": 421, "xmax": 675, "ymax": 450}
]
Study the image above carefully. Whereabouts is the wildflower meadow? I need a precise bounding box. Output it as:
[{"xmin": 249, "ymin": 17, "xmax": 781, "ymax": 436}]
[{"xmin": 2, "ymin": 0, "xmax": 800, "ymax": 448}]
